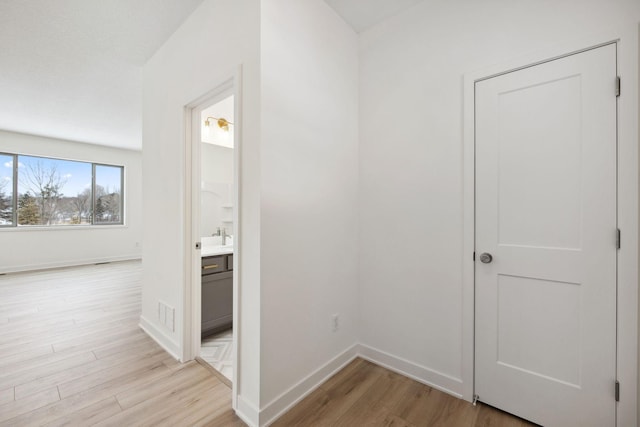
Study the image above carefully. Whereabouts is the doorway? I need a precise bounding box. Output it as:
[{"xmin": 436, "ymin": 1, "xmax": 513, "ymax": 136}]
[
  {"xmin": 474, "ymin": 44, "xmax": 617, "ymax": 426},
  {"xmin": 198, "ymin": 93, "xmax": 235, "ymax": 383},
  {"xmin": 184, "ymin": 77, "xmax": 240, "ymax": 394}
]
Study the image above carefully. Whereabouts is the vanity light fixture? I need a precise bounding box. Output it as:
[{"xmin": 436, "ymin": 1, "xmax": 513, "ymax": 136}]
[{"xmin": 204, "ymin": 116, "xmax": 233, "ymax": 132}]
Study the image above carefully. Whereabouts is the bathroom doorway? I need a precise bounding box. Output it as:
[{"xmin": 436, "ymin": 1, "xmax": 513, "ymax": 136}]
[
  {"xmin": 184, "ymin": 76, "xmax": 240, "ymax": 394},
  {"xmin": 198, "ymin": 92, "xmax": 235, "ymax": 384}
]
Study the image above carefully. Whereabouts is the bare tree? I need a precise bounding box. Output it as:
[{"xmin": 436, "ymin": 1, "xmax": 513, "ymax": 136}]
[
  {"xmin": 20, "ymin": 161, "xmax": 67, "ymax": 225},
  {"xmin": 72, "ymin": 188, "xmax": 91, "ymax": 223},
  {"xmin": 0, "ymin": 179, "xmax": 11, "ymax": 223}
]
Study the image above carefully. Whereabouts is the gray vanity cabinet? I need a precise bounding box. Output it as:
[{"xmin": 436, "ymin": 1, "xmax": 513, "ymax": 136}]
[{"xmin": 201, "ymin": 254, "xmax": 233, "ymax": 337}]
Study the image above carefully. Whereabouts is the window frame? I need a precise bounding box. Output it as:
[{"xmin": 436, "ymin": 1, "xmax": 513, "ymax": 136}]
[
  {"xmin": 0, "ymin": 152, "xmax": 125, "ymax": 228},
  {"xmin": 92, "ymin": 162, "xmax": 125, "ymax": 226},
  {"xmin": 0, "ymin": 153, "xmax": 18, "ymax": 227}
]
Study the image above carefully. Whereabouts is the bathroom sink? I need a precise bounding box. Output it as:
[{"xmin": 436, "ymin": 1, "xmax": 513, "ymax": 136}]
[{"xmin": 201, "ymin": 236, "xmax": 233, "ymax": 248}]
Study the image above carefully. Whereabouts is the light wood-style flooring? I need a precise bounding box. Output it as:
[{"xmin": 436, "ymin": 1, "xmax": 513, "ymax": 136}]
[
  {"xmin": 1, "ymin": 260, "xmax": 535, "ymax": 426},
  {"xmin": 273, "ymin": 358, "xmax": 537, "ymax": 427},
  {"xmin": 0, "ymin": 260, "xmax": 243, "ymax": 426}
]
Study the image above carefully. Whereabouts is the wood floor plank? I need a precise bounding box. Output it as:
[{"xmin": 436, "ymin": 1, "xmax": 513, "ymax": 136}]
[
  {"xmin": 42, "ymin": 396, "xmax": 122, "ymax": 427},
  {"xmin": 114, "ymin": 361, "xmax": 211, "ymax": 409},
  {"xmin": 96, "ymin": 376, "xmax": 223, "ymax": 426},
  {"xmin": 55, "ymin": 349, "xmax": 168, "ymax": 399},
  {"xmin": 0, "ymin": 318, "xmax": 75, "ymax": 342},
  {"xmin": 51, "ymin": 323, "xmax": 144, "ymax": 353},
  {"xmin": 4, "ymin": 360, "xmax": 171, "ymax": 426},
  {"xmin": 0, "ymin": 313, "xmax": 132, "ymax": 343},
  {"xmin": 0, "ymin": 387, "xmax": 14, "ymax": 405},
  {"xmin": 333, "ymin": 367, "xmax": 414, "ymax": 426},
  {"xmin": 0, "ymin": 344, "xmax": 54, "ymax": 370},
  {"xmin": 475, "ymin": 403, "xmax": 536, "ymax": 427},
  {"xmin": 160, "ymin": 381, "xmax": 231, "ymax": 426},
  {"xmin": 91, "ymin": 335, "xmax": 160, "ymax": 360},
  {"xmin": 391, "ymin": 382, "xmax": 455, "ymax": 425},
  {"xmin": 0, "ymin": 351, "xmax": 97, "ymax": 392},
  {"xmin": 273, "ymin": 359, "xmax": 386, "ymax": 426},
  {"xmin": 0, "ymin": 387, "xmax": 60, "ymax": 423},
  {"xmin": 14, "ymin": 346, "xmax": 164, "ymax": 400},
  {"xmin": 200, "ymin": 409, "xmax": 246, "ymax": 427}
]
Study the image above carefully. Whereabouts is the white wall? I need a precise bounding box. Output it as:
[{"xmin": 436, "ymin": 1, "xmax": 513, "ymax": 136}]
[
  {"xmin": 201, "ymin": 143, "xmax": 234, "ymax": 237},
  {"xmin": 259, "ymin": 0, "xmax": 359, "ymax": 421},
  {"xmin": 141, "ymin": 0, "xmax": 638, "ymax": 424},
  {"xmin": 141, "ymin": 0, "xmax": 262, "ymax": 420},
  {"xmin": 0, "ymin": 130, "xmax": 142, "ymax": 273},
  {"xmin": 358, "ymin": 0, "xmax": 639, "ymax": 422},
  {"xmin": 143, "ymin": 0, "xmax": 357, "ymax": 423}
]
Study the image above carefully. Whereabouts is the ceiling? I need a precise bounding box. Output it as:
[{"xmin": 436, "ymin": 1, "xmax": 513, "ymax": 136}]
[
  {"xmin": 323, "ymin": 0, "xmax": 424, "ymax": 33},
  {"xmin": 0, "ymin": 0, "xmax": 418, "ymax": 151},
  {"xmin": 0, "ymin": 0, "xmax": 203, "ymax": 151}
]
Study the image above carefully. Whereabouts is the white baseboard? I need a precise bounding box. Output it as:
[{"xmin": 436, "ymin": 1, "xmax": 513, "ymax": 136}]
[
  {"xmin": 357, "ymin": 343, "xmax": 463, "ymax": 398},
  {"xmin": 139, "ymin": 315, "xmax": 181, "ymax": 361},
  {"xmin": 236, "ymin": 395, "xmax": 260, "ymax": 427},
  {"xmin": 0, "ymin": 255, "xmax": 141, "ymax": 274},
  {"xmin": 260, "ymin": 344, "xmax": 360, "ymax": 427}
]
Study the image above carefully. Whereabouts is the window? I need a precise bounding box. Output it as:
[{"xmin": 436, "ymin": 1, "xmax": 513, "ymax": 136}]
[
  {"xmin": 94, "ymin": 164, "xmax": 123, "ymax": 224},
  {"xmin": 0, "ymin": 154, "xmax": 14, "ymax": 226},
  {"xmin": 0, "ymin": 153, "xmax": 124, "ymax": 227}
]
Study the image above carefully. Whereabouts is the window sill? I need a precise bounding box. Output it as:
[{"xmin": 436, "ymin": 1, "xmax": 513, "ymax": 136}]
[{"xmin": 0, "ymin": 224, "xmax": 128, "ymax": 232}]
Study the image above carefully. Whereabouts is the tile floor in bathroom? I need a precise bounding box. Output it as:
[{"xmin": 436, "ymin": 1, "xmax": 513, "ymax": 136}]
[{"xmin": 200, "ymin": 328, "xmax": 233, "ymax": 382}]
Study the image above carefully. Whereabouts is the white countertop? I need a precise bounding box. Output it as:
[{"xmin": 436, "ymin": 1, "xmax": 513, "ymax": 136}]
[{"xmin": 201, "ymin": 245, "xmax": 234, "ymax": 257}]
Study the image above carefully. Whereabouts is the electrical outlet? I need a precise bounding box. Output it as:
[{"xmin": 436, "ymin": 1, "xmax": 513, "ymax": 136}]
[{"xmin": 332, "ymin": 313, "xmax": 339, "ymax": 332}]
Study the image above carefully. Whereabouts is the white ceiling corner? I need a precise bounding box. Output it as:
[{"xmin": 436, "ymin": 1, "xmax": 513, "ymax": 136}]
[
  {"xmin": 0, "ymin": 0, "xmax": 204, "ymax": 151},
  {"xmin": 323, "ymin": 0, "xmax": 424, "ymax": 33},
  {"xmin": 0, "ymin": 0, "xmax": 422, "ymax": 151}
]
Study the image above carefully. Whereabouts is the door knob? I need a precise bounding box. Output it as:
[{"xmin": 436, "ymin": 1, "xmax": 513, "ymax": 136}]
[{"xmin": 479, "ymin": 253, "xmax": 493, "ymax": 264}]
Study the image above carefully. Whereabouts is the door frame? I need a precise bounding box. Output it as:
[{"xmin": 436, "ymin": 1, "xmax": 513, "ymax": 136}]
[
  {"xmin": 462, "ymin": 28, "xmax": 639, "ymax": 427},
  {"xmin": 183, "ymin": 67, "xmax": 243, "ymax": 410}
]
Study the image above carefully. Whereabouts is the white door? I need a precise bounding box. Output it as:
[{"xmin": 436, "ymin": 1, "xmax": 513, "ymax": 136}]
[{"xmin": 475, "ymin": 44, "xmax": 617, "ymax": 427}]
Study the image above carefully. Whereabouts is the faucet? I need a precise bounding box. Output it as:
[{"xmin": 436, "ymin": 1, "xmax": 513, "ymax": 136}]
[{"xmin": 213, "ymin": 227, "xmax": 228, "ymax": 245}]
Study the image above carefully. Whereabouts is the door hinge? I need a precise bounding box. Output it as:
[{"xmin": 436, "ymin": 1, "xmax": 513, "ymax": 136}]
[
  {"xmin": 616, "ymin": 228, "xmax": 621, "ymax": 249},
  {"xmin": 616, "ymin": 76, "xmax": 621, "ymax": 97},
  {"xmin": 473, "ymin": 251, "xmax": 476, "ymax": 261},
  {"xmin": 615, "ymin": 380, "xmax": 620, "ymax": 402}
]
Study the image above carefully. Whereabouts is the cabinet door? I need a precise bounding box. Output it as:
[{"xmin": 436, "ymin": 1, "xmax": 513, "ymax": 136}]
[
  {"xmin": 202, "ymin": 256, "xmax": 226, "ymax": 274},
  {"xmin": 201, "ymin": 271, "xmax": 233, "ymax": 336}
]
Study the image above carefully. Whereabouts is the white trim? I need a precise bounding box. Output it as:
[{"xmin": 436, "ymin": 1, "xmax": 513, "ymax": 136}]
[
  {"xmin": 0, "ymin": 255, "xmax": 141, "ymax": 274},
  {"xmin": 139, "ymin": 315, "xmax": 181, "ymax": 361},
  {"xmin": 236, "ymin": 394, "xmax": 260, "ymax": 427},
  {"xmin": 357, "ymin": 343, "xmax": 463, "ymax": 398},
  {"xmin": 462, "ymin": 27, "xmax": 638, "ymax": 426},
  {"xmin": 260, "ymin": 344, "xmax": 360, "ymax": 427},
  {"xmin": 230, "ymin": 65, "xmax": 243, "ymax": 411},
  {"xmin": 0, "ymin": 225, "xmax": 131, "ymax": 232}
]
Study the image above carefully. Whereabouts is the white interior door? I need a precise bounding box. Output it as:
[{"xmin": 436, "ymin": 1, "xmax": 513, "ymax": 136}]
[{"xmin": 475, "ymin": 44, "xmax": 617, "ymax": 427}]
